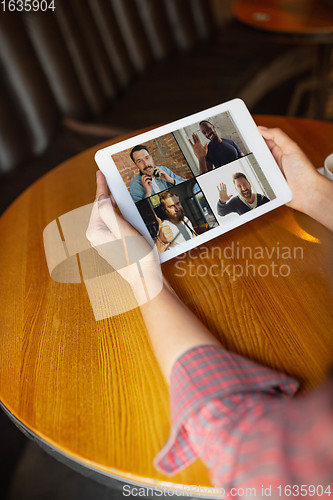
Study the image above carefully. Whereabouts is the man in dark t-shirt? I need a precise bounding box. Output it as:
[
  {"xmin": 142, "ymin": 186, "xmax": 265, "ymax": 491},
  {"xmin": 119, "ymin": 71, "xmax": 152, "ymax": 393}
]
[
  {"xmin": 217, "ymin": 172, "xmax": 270, "ymax": 216},
  {"xmin": 206, "ymin": 136, "xmax": 242, "ymax": 168},
  {"xmin": 189, "ymin": 120, "xmax": 243, "ymax": 174}
]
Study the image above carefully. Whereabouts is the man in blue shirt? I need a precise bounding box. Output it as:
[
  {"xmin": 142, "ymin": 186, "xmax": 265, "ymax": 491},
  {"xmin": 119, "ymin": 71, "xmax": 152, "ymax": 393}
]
[
  {"xmin": 189, "ymin": 120, "xmax": 243, "ymax": 174},
  {"xmin": 129, "ymin": 145, "xmax": 186, "ymax": 202}
]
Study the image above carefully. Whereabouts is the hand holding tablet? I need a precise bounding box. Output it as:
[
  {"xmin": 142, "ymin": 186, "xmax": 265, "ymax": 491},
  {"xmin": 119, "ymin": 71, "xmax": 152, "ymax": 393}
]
[{"xmin": 95, "ymin": 99, "xmax": 292, "ymax": 263}]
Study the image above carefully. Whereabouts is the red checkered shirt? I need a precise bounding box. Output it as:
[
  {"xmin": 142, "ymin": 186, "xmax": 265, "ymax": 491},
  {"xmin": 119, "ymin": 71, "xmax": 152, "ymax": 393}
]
[{"xmin": 154, "ymin": 345, "xmax": 333, "ymax": 498}]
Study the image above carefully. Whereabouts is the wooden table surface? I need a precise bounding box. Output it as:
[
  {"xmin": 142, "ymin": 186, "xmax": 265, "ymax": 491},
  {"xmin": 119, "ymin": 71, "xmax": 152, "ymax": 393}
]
[{"xmin": 0, "ymin": 115, "xmax": 332, "ymax": 489}]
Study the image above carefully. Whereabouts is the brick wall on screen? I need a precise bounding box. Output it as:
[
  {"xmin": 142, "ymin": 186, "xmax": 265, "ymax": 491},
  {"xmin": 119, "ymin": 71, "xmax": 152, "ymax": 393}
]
[{"xmin": 111, "ymin": 133, "xmax": 193, "ymax": 190}]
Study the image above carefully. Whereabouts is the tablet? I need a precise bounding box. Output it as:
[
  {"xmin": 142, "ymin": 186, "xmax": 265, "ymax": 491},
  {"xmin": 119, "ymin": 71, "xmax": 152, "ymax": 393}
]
[{"xmin": 95, "ymin": 98, "xmax": 292, "ymax": 263}]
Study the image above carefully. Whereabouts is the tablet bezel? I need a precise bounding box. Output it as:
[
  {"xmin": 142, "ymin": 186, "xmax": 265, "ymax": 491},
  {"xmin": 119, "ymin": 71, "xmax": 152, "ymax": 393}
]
[{"xmin": 95, "ymin": 98, "xmax": 292, "ymax": 263}]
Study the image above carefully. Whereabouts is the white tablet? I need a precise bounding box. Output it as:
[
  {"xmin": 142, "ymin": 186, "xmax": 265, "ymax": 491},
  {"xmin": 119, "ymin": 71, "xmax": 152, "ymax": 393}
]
[{"xmin": 95, "ymin": 98, "xmax": 292, "ymax": 263}]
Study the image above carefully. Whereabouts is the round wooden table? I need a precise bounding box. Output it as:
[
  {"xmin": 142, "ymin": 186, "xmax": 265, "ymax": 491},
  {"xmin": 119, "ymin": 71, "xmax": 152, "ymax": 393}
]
[
  {"xmin": 0, "ymin": 116, "xmax": 332, "ymax": 491},
  {"xmin": 232, "ymin": 0, "xmax": 333, "ymax": 118}
]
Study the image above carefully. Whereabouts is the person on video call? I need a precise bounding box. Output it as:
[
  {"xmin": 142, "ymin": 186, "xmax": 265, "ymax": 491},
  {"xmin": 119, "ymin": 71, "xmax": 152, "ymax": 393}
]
[
  {"xmin": 189, "ymin": 120, "xmax": 243, "ymax": 174},
  {"xmin": 156, "ymin": 191, "xmax": 197, "ymax": 251},
  {"xmin": 87, "ymin": 127, "xmax": 333, "ymax": 497},
  {"xmin": 217, "ymin": 172, "xmax": 270, "ymax": 216},
  {"xmin": 129, "ymin": 145, "xmax": 185, "ymax": 202}
]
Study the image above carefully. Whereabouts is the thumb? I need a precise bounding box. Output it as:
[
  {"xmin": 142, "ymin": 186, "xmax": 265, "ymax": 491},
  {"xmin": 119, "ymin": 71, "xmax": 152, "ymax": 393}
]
[
  {"xmin": 99, "ymin": 193, "xmax": 116, "ymax": 208},
  {"xmin": 98, "ymin": 197, "xmax": 122, "ymax": 239},
  {"xmin": 98, "ymin": 194, "xmax": 109, "ymax": 201},
  {"xmin": 156, "ymin": 217, "xmax": 163, "ymax": 229}
]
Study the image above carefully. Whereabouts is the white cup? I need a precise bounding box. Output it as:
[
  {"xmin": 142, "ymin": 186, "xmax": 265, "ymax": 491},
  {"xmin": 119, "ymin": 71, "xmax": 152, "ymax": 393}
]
[{"xmin": 324, "ymin": 153, "xmax": 333, "ymax": 180}]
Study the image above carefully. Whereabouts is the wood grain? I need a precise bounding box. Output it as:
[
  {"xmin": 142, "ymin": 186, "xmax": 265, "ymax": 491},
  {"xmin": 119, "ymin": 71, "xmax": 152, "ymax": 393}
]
[{"xmin": 0, "ymin": 116, "xmax": 332, "ymax": 487}]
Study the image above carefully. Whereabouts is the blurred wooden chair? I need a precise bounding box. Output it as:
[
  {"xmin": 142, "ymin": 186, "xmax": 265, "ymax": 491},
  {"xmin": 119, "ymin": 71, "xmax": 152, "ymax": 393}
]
[{"xmin": 0, "ymin": 0, "xmax": 315, "ymax": 213}]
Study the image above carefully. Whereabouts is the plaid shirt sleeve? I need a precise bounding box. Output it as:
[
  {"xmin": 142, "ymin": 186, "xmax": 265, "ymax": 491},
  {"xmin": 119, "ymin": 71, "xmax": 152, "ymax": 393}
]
[{"xmin": 154, "ymin": 345, "xmax": 333, "ymax": 494}]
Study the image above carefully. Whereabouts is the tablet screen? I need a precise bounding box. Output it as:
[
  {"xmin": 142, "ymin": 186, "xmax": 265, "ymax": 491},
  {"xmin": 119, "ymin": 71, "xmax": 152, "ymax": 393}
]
[{"xmin": 95, "ymin": 99, "xmax": 291, "ymax": 262}]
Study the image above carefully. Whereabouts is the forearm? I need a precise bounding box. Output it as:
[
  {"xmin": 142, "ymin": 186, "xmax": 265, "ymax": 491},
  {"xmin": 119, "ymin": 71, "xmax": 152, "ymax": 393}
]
[
  {"xmin": 303, "ymin": 174, "xmax": 333, "ymax": 231},
  {"xmin": 139, "ymin": 282, "xmax": 221, "ymax": 382},
  {"xmin": 258, "ymin": 126, "xmax": 333, "ymax": 232},
  {"xmin": 172, "ymin": 175, "xmax": 184, "ymax": 186},
  {"xmin": 198, "ymin": 157, "xmax": 208, "ymax": 174},
  {"xmin": 217, "ymin": 200, "xmax": 228, "ymax": 216}
]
